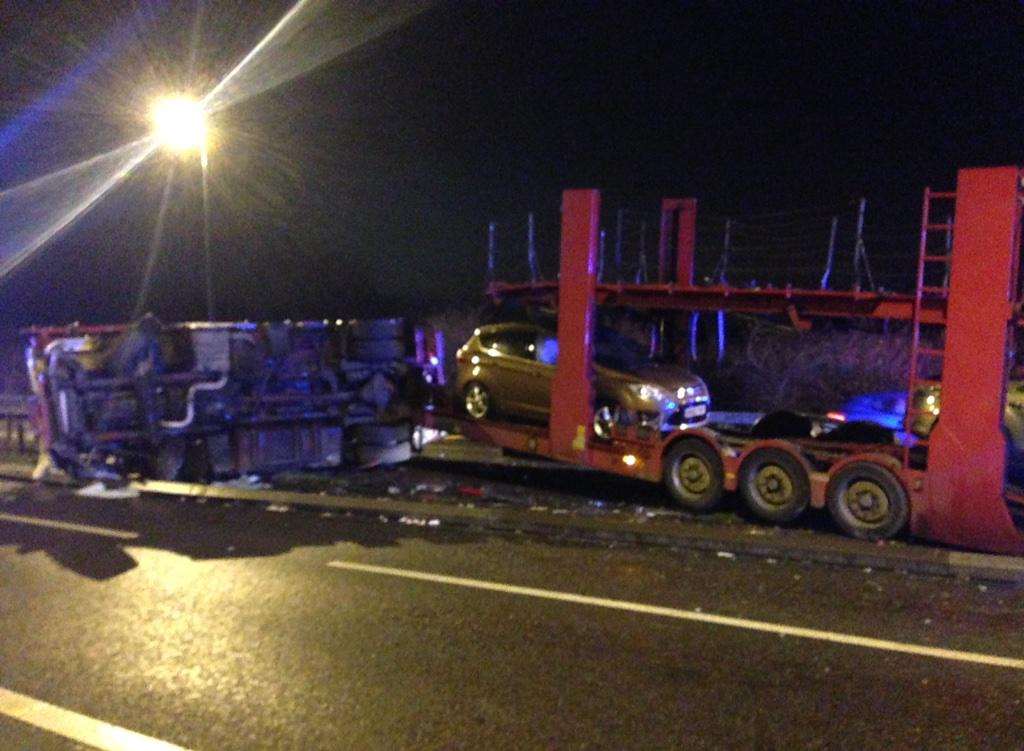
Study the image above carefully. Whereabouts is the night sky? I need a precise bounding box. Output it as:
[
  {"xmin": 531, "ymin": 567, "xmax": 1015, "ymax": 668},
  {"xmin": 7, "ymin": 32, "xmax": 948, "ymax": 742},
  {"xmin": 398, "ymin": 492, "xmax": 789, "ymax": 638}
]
[{"xmin": 0, "ymin": 1, "xmax": 1022, "ymax": 328}]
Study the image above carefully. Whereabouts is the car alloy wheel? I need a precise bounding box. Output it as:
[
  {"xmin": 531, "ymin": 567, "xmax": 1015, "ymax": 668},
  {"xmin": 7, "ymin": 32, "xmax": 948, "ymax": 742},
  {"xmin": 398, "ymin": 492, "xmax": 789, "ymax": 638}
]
[
  {"xmin": 593, "ymin": 403, "xmax": 620, "ymax": 440},
  {"xmin": 464, "ymin": 383, "xmax": 490, "ymax": 419}
]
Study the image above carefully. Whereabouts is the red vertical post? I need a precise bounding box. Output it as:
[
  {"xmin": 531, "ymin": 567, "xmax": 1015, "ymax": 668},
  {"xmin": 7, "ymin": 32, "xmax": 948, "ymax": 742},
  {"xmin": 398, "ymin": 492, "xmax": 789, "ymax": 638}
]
[
  {"xmin": 550, "ymin": 189, "xmax": 600, "ymax": 461},
  {"xmin": 676, "ymin": 198, "xmax": 697, "ymax": 287},
  {"xmin": 657, "ymin": 202, "xmax": 673, "ymax": 284},
  {"xmin": 918, "ymin": 166, "xmax": 1024, "ymax": 554},
  {"xmin": 658, "ymin": 198, "xmax": 697, "ymax": 286}
]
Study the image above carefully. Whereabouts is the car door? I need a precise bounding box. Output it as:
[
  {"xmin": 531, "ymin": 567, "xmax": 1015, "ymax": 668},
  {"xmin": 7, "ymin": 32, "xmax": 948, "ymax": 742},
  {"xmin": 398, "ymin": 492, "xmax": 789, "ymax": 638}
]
[{"xmin": 480, "ymin": 327, "xmax": 546, "ymax": 419}]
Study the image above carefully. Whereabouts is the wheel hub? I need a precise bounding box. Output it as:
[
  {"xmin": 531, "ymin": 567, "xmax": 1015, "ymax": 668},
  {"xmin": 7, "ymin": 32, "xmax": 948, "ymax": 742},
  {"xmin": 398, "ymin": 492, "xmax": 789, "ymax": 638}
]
[
  {"xmin": 754, "ymin": 464, "xmax": 793, "ymax": 507},
  {"xmin": 465, "ymin": 386, "xmax": 488, "ymax": 418},
  {"xmin": 678, "ymin": 456, "xmax": 711, "ymax": 496},
  {"xmin": 844, "ymin": 480, "xmax": 889, "ymax": 525}
]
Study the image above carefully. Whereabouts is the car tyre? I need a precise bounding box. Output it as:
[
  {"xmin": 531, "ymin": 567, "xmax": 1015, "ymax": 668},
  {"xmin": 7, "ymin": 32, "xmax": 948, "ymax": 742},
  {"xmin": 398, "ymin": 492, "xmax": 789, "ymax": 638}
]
[
  {"xmin": 827, "ymin": 461, "xmax": 909, "ymax": 540},
  {"xmin": 738, "ymin": 447, "xmax": 810, "ymax": 524},
  {"xmin": 662, "ymin": 438, "xmax": 724, "ymax": 511}
]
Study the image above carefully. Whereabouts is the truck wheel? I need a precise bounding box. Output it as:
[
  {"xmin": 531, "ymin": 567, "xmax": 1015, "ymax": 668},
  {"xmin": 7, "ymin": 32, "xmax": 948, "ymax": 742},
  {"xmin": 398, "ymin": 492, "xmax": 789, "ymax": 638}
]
[
  {"xmin": 827, "ymin": 461, "xmax": 909, "ymax": 540},
  {"xmin": 351, "ymin": 338, "xmax": 405, "ymax": 362},
  {"xmin": 356, "ymin": 441, "xmax": 412, "ymax": 466},
  {"xmin": 353, "ymin": 422, "xmax": 411, "ymax": 446},
  {"xmin": 738, "ymin": 447, "xmax": 810, "ymax": 523},
  {"xmin": 663, "ymin": 438, "xmax": 724, "ymax": 511},
  {"xmin": 350, "ymin": 318, "xmax": 404, "ymax": 340},
  {"xmin": 463, "ymin": 382, "xmax": 491, "ymax": 419}
]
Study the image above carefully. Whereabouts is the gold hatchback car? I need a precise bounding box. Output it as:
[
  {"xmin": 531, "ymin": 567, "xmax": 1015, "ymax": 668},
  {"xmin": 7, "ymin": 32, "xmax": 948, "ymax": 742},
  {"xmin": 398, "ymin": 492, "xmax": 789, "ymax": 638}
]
[{"xmin": 455, "ymin": 322, "xmax": 710, "ymax": 437}]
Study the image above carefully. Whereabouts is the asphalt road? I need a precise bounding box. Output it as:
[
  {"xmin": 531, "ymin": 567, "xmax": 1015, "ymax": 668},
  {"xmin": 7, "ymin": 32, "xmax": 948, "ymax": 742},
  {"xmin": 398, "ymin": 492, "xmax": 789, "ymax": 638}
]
[{"xmin": 0, "ymin": 483, "xmax": 1022, "ymax": 750}]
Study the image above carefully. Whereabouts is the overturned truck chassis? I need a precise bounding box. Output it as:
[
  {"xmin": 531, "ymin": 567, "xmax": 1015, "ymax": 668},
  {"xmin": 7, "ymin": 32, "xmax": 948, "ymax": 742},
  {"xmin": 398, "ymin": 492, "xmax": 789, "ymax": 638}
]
[{"xmin": 25, "ymin": 317, "xmax": 424, "ymax": 481}]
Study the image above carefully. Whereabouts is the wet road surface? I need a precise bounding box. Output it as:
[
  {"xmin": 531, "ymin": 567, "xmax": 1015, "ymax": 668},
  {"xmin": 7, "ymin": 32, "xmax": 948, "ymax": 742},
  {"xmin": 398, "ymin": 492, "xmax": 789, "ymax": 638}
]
[{"xmin": 0, "ymin": 482, "xmax": 1022, "ymax": 749}]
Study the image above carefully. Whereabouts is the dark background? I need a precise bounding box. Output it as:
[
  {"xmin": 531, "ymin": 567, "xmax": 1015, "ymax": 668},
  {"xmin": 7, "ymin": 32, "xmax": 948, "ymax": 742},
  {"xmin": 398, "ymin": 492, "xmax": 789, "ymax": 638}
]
[{"xmin": 0, "ymin": 1, "xmax": 1022, "ymax": 329}]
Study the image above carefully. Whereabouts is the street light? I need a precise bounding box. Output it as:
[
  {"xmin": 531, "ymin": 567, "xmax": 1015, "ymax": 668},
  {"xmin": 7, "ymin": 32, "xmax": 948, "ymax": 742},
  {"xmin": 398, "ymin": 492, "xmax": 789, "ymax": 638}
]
[
  {"xmin": 149, "ymin": 94, "xmax": 215, "ymax": 319},
  {"xmin": 150, "ymin": 95, "xmax": 208, "ymax": 157}
]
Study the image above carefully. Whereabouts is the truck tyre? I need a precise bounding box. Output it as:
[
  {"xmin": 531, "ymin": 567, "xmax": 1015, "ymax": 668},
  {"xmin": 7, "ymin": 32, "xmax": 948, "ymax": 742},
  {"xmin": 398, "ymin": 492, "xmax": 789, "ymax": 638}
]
[
  {"xmin": 738, "ymin": 447, "xmax": 810, "ymax": 524},
  {"xmin": 350, "ymin": 338, "xmax": 405, "ymax": 362},
  {"xmin": 352, "ymin": 422, "xmax": 411, "ymax": 446},
  {"xmin": 356, "ymin": 441, "xmax": 412, "ymax": 466},
  {"xmin": 663, "ymin": 438, "xmax": 724, "ymax": 511},
  {"xmin": 827, "ymin": 461, "xmax": 909, "ymax": 540},
  {"xmin": 350, "ymin": 318, "xmax": 404, "ymax": 341}
]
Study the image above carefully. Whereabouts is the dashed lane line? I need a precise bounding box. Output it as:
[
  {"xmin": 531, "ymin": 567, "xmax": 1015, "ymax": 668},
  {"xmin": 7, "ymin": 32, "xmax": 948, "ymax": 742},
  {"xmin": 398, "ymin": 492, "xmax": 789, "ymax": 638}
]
[
  {"xmin": 0, "ymin": 512, "xmax": 139, "ymax": 540},
  {"xmin": 0, "ymin": 686, "xmax": 189, "ymax": 751}
]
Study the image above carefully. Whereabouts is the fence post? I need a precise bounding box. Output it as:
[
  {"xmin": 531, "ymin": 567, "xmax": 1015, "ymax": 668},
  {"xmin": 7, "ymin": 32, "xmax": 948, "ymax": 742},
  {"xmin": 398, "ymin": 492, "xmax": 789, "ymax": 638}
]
[
  {"xmin": 614, "ymin": 209, "xmax": 624, "ymax": 283},
  {"xmin": 821, "ymin": 215, "xmax": 838, "ymax": 289},
  {"xmin": 636, "ymin": 221, "xmax": 648, "ymax": 284},
  {"xmin": 712, "ymin": 219, "xmax": 732, "ymax": 284},
  {"xmin": 852, "ymin": 198, "xmax": 875, "ymax": 290},
  {"xmin": 689, "ymin": 313, "xmax": 700, "ymax": 361},
  {"xmin": 486, "ymin": 221, "xmax": 497, "ymax": 284},
  {"xmin": 527, "ymin": 212, "xmax": 538, "ymax": 282}
]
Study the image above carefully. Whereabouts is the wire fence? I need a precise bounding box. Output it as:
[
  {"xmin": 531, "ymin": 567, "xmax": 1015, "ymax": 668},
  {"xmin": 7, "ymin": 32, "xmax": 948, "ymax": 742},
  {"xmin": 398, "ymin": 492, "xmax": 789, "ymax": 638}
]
[{"xmin": 486, "ymin": 198, "xmax": 929, "ymax": 293}]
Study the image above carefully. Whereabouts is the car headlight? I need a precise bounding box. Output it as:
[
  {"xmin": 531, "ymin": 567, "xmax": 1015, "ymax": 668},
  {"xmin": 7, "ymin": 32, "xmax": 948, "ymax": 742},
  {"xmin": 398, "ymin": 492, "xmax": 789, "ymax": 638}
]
[
  {"xmin": 629, "ymin": 383, "xmax": 667, "ymax": 402},
  {"xmin": 677, "ymin": 380, "xmax": 709, "ymax": 401}
]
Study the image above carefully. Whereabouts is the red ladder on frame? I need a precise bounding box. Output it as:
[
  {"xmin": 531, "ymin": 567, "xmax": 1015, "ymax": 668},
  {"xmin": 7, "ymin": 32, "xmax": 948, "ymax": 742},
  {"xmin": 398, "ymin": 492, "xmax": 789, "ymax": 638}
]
[{"xmin": 903, "ymin": 187, "xmax": 957, "ymax": 464}]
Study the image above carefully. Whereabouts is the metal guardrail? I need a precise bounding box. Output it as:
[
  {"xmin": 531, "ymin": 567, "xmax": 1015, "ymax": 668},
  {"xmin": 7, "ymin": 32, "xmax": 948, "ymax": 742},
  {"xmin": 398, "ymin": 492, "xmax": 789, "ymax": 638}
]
[
  {"xmin": 0, "ymin": 394, "xmax": 29, "ymax": 416},
  {"xmin": 0, "ymin": 395, "xmax": 34, "ymax": 453}
]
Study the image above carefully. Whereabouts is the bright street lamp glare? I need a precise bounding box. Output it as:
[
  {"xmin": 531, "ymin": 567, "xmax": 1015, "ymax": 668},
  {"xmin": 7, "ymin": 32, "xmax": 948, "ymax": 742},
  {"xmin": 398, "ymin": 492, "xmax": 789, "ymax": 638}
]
[{"xmin": 150, "ymin": 95, "xmax": 208, "ymax": 154}]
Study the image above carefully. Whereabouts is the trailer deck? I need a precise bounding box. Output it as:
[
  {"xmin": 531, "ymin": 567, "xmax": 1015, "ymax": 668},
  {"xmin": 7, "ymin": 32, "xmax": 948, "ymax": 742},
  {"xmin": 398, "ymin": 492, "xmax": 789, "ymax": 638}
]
[{"xmin": 427, "ymin": 166, "xmax": 1024, "ymax": 554}]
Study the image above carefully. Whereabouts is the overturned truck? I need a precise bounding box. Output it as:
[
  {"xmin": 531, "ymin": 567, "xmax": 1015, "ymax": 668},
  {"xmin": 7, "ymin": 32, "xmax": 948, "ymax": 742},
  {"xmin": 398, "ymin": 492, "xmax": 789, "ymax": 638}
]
[{"xmin": 25, "ymin": 316, "xmax": 428, "ymax": 481}]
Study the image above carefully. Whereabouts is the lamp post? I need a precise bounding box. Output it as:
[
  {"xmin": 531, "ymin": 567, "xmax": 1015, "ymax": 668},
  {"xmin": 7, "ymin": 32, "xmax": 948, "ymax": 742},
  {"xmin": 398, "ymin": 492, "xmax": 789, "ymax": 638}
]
[{"xmin": 150, "ymin": 94, "xmax": 216, "ymax": 320}]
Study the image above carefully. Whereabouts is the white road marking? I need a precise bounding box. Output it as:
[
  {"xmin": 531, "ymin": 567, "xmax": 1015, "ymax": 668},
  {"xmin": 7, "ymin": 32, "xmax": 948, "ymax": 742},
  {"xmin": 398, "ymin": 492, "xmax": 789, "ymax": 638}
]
[
  {"xmin": 0, "ymin": 686, "xmax": 189, "ymax": 751},
  {"xmin": 0, "ymin": 512, "xmax": 138, "ymax": 540},
  {"xmin": 328, "ymin": 560, "xmax": 1024, "ymax": 671}
]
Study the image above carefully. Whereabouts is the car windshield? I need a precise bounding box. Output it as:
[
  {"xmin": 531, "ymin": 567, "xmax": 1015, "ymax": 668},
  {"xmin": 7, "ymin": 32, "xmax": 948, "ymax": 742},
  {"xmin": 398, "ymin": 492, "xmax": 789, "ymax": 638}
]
[{"xmin": 595, "ymin": 328, "xmax": 653, "ymax": 372}]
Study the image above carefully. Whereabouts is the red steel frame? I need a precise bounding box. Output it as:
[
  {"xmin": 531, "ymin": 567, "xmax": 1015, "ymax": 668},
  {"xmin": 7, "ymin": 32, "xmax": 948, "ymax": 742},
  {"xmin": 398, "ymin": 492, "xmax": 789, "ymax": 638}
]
[
  {"xmin": 445, "ymin": 166, "xmax": 1024, "ymax": 555},
  {"xmin": 920, "ymin": 167, "xmax": 1022, "ymax": 552}
]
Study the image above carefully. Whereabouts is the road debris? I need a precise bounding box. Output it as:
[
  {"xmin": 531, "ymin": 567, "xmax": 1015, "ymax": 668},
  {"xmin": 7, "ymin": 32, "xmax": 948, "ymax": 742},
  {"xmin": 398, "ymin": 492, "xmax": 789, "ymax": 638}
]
[
  {"xmin": 213, "ymin": 475, "xmax": 270, "ymax": 490},
  {"xmin": 75, "ymin": 482, "xmax": 139, "ymax": 500}
]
